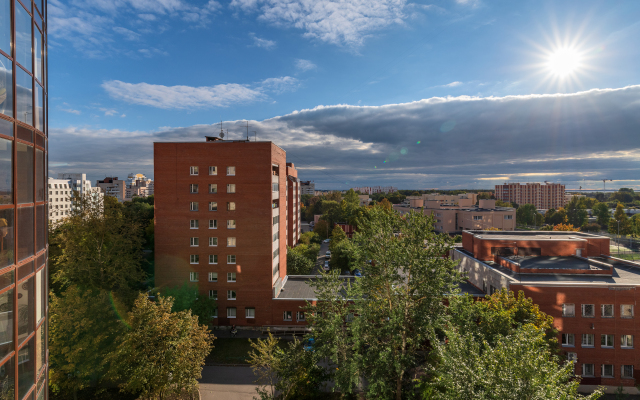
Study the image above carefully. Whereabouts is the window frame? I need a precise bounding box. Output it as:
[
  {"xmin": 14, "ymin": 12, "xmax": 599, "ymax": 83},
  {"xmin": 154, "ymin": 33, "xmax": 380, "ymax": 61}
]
[
  {"xmin": 227, "ymin": 255, "xmax": 236, "ymax": 264},
  {"xmin": 208, "ymin": 272, "xmax": 218, "ymax": 282},
  {"xmin": 227, "ymin": 166, "xmax": 236, "ymax": 176},
  {"xmin": 562, "ymin": 303, "xmax": 575, "ymax": 317},
  {"xmin": 209, "ymin": 166, "xmax": 217, "ymax": 175},
  {"xmin": 622, "ymin": 365, "xmax": 634, "ymax": 379},
  {"xmin": 621, "ymin": 304, "xmax": 634, "ymax": 318},
  {"xmin": 582, "ymin": 333, "xmax": 594, "ymax": 347},
  {"xmin": 601, "ymin": 304, "xmax": 614, "ymax": 318},
  {"xmin": 227, "ymin": 220, "xmax": 236, "ymax": 229},
  {"xmin": 190, "ymin": 254, "xmax": 200, "ymax": 264},
  {"xmin": 209, "ymin": 237, "xmax": 218, "ymax": 247},
  {"xmin": 283, "ymin": 311, "xmax": 292, "ymax": 321},
  {"xmin": 227, "ymin": 202, "xmax": 236, "ymax": 211},
  {"xmin": 209, "ymin": 184, "xmax": 217, "ymax": 194},
  {"xmin": 561, "ymin": 333, "xmax": 575, "ymax": 347},
  {"xmin": 601, "ymin": 334, "xmax": 614, "ymax": 348},
  {"xmin": 209, "ymin": 254, "xmax": 218, "ymax": 265},
  {"xmin": 227, "ymin": 290, "xmax": 236, "ymax": 300},
  {"xmin": 190, "ymin": 237, "xmax": 199, "ymax": 247},
  {"xmin": 621, "ymin": 334, "xmax": 634, "ymax": 348},
  {"xmin": 581, "ymin": 304, "xmax": 595, "ymax": 318},
  {"xmin": 209, "ymin": 290, "xmax": 217, "ymax": 300},
  {"xmin": 227, "ymin": 307, "xmax": 237, "ymax": 319},
  {"xmin": 190, "ymin": 202, "xmax": 199, "ymax": 212},
  {"xmin": 582, "ymin": 363, "xmax": 595, "ymax": 377},
  {"xmin": 209, "ymin": 202, "xmax": 217, "ymax": 212},
  {"xmin": 189, "ymin": 272, "xmax": 199, "ymax": 282},
  {"xmin": 601, "ymin": 364, "xmax": 614, "ymax": 378},
  {"xmin": 296, "ymin": 311, "xmax": 305, "ymax": 322},
  {"xmin": 190, "ymin": 219, "xmax": 199, "ymax": 229},
  {"xmin": 209, "ymin": 219, "xmax": 218, "ymax": 229},
  {"xmin": 246, "ymin": 308, "xmax": 255, "ymax": 319},
  {"xmin": 227, "ymin": 237, "xmax": 236, "ymax": 247},
  {"xmin": 190, "ymin": 166, "xmax": 199, "ymax": 175},
  {"xmin": 190, "ymin": 184, "xmax": 198, "ymax": 193},
  {"xmin": 227, "ymin": 183, "xmax": 236, "ymax": 193},
  {"xmin": 227, "ymin": 272, "xmax": 236, "ymax": 282}
]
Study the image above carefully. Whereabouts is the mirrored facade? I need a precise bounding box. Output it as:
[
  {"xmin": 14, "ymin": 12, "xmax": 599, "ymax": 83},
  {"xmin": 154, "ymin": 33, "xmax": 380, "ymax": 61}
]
[{"xmin": 0, "ymin": 0, "xmax": 48, "ymax": 399}]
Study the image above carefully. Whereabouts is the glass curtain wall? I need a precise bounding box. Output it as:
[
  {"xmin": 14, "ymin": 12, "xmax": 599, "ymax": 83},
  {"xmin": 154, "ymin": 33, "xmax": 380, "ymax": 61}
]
[{"xmin": 0, "ymin": 0, "xmax": 48, "ymax": 399}]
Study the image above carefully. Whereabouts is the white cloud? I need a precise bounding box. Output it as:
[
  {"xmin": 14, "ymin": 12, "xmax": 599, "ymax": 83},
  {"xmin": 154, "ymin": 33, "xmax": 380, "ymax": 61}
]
[
  {"xmin": 52, "ymin": 85, "xmax": 640, "ymax": 189},
  {"xmin": 113, "ymin": 26, "xmax": 141, "ymax": 41},
  {"xmin": 99, "ymin": 108, "xmax": 119, "ymax": 116},
  {"xmin": 102, "ymin": 75, "xmax": 299, "ymax": 109},
  {"xmin": 61, "ymin": 108, "xmax": 81, "ymax": 115},
  {"xmin": 443, "ymin": 81, "xmax": 462, "ymax": 87},
  {"xmin": 295, "ymin": 59, "xmax": 316, "ymax": 71},
  {"xmin": 249, "ymin": 32, "xmax": 277, "ymax": 49},
  {"xmin": 230, "ymin": 0, "xmax": 408, "ymax": 46}
]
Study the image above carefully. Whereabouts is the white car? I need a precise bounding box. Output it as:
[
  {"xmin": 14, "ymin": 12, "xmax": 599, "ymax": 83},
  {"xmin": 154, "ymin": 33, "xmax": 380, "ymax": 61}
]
[
  {"xmin": 323, "ymin": 238, "xmax": 331, "ymax": 243},
  {"xmin": 325, "ymin": 251, "xmax": 331, "ymax": 259},
  {"xmin": 323, "ymin": 261, "xmax": 330, "ymax": 271}
]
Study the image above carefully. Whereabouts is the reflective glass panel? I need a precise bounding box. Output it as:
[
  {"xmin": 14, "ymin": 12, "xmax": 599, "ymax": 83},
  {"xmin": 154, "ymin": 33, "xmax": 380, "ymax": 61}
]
[
  {"xmin": 18, "ymin": 336, "xmax": 34, "ymax": 399},
  {"xmin": 16, "ymin": 68, "xmax": 33, "ymax": 126},
  {"xmin": 0, "ymin": 209, "xmax": 13, "ymax": 268},
  {"xmin": 15, "ymin": 0, "xmax": 32, "ymax": 72},
  {"xmin": 17, "ymin": 206, "xmax": 34, "ymax": 261},
  {"xmin": 35, "ymin": 323, "xmax": 43, "ymax": 376},
  {"xmin": 35, "ymin": 205, "xmax": 44, "ymax": 252},
  {"xmin": 35, "ymin": 84, "xmax": 43, "ymax": 132},
  {"xmin": 0, "ymin": 137, "xmax": 11, "ymax": 204},
  {"xmin": 0, "ymin": 53, "xmax": 12, "ymax": 118},
  {"xmin": 17, "ymin": 275, "xmax": 33, "ymax": 344},
  {"xmin": 35, "ymin": 268, "xmax": 42, "ymax": 323},
  {"xmin": 0, "ymin": 118, "xmax": 10, "ymax": 137},
  {"xmin": 0, "ymin": 356, "xmax": 14, "ymax": 399},
  {"xmin": 35, "ymin": 150, "xmax": 43, "ymax": 201},
  {"xmin": 0, "ymin": 287, "xmax": 12, "ymax": 360},
  {"xmin": 0, "ymin": 0, "xmax": 10, "ymax": 54},
  {"xmin": 17, "ymin": 143, "xmax": 34, "ymax": 204},
  {"xmin": 34, "ymin": 27, "xmax": 42, "ymax": 83}
]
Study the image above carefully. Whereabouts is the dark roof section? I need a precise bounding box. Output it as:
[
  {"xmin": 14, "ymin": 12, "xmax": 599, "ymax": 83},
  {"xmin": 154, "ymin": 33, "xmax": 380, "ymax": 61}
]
[
  {"xmin": 503, "ymin": 256, "xmax": 609, "ymax": 271},
  {"xmin": 465, "ymin": 230, "xmax": 608, "ymax": 240},
  {"xmin": 458, "ymin": 281, "xmax": 485, "ymax": 297}
]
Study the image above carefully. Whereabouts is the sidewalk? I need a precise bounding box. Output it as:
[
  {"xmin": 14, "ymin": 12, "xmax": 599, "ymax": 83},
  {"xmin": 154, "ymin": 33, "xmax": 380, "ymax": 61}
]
[{"xmin": 199, "ymin": 366, "xmax": 258, "ymax": 400}]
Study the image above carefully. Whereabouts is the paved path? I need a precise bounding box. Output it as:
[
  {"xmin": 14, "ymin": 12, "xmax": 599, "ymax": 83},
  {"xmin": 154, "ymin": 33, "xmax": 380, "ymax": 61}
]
[{"xmin": 199, "ymin": 366, "xmax": 259, "ymax": 400}]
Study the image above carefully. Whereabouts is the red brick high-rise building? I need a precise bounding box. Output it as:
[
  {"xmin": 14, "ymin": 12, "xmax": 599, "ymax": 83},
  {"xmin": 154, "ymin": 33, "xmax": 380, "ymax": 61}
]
[
  {"xmin": 154, "ymin": 138, "xmax": 300, "ymax": 327},
  {"xmin": 495, "ymin": 182, "xmax": 565, "ymax": 209}
]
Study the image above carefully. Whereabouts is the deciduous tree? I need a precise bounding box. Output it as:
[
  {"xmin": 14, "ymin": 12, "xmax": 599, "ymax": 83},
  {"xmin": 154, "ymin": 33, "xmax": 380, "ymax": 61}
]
[
  {"xmin": 286, "ymin": 246, "xmax": 315, "ymax": 275},
  {"xmin": 593, "ymin": 202, "xmax": 611, "ymax": 227}
]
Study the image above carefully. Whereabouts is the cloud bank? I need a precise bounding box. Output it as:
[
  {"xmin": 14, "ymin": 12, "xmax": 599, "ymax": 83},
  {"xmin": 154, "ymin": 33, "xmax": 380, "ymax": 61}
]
[{"xmin": 50, "ymin": 85, "xmax": 640, "ymax": 189}]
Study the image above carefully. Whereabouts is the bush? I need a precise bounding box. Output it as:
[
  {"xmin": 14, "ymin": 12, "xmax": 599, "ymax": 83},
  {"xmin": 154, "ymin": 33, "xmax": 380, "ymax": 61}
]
[{"xmin": 582, "ymin": 223, "xmax": 601, "ymax": 232}]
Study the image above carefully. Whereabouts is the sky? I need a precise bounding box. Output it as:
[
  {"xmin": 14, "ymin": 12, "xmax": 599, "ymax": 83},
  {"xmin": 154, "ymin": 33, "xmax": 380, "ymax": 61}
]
[{"xmin": 48, "ymin": 0, "xmax": 640, "ymax": 190}]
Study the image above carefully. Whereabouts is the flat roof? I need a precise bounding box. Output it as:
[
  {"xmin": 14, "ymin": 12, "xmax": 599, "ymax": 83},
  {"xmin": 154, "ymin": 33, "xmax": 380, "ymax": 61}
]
[
  {"xmin": 465, "ymin": 230, "xmax": 607, "ymax": 240},
  {"xmin": 502, "ymin": 256, "xmax": 609, "ymax": 271}
]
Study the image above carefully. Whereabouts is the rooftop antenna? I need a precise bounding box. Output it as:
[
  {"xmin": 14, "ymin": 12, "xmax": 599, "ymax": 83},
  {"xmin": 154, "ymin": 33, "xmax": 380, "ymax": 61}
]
[
  {"xmin": 251, "ymin": 130, "xmax": 257, "ymax": 141},
  {"xmin": 602, "ymin": 179, "xmax": 612, "ymax": 191},
  {"xmin": 219, "ymin": 120, "xmax": 224, "ymax": 139},
  {"xmin": 245, "ymin": 121, "xmax": 251, "ymax": 141}
]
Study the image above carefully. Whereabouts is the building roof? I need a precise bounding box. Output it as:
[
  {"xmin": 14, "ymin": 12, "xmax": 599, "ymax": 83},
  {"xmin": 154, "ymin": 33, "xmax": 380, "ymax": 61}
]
[
  {"xmin": 502, "ymin": 256, "xmax": 609, "ymax": 271},
  {"xmin": 465, "ymin": 230, "xmax": 608, "ymax": 241}
]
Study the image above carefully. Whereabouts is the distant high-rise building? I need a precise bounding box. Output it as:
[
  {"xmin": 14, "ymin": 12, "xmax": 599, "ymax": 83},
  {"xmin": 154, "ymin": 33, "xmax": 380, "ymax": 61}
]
[
  {"xmin": 97, "ymin": 174, "xmax": 153, "ymax": 202},
  {"xmin": 300, "ymin": 181, "xmax": 315, "ymax": 196},
  {"xmin": 154, "ymin": 138, "xmax": 301, "ymax": 326},
  {"xmin": 351, "ymin": 186, "xmax": 397, "ymax": 195},
  {"xmin": 495, "ymin": 182, "xmax": 565, "ymax": 209},
  {"xmin": 48, "ymin": 174, "xmax": 103, "ymax": 224},
  {"xmin": 0, "ymin": 0, "xmax": 49, "ymax": 397}
]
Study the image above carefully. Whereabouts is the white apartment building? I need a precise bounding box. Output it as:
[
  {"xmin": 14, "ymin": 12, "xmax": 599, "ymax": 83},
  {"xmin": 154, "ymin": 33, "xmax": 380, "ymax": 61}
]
[
  {"xmin": 300, "ymin": 181, "xmax": 315, "ymax": 196},
  {"xmin": 49, "ymin": 174, "xmax": 103, "ymax": 224},
  {"xmin": 351, "ymin": 186, "xmax": 398, "ymax": 195}
]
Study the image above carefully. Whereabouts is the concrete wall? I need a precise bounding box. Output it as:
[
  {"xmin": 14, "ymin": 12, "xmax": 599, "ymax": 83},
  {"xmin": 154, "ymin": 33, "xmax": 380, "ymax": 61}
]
[{"xmin": 452, "ymin": 249, "xmax": 511, "ymax": 293}]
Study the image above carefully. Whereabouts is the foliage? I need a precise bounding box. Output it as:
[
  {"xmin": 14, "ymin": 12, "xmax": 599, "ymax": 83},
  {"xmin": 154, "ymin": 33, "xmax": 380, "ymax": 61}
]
[
  {"xmin": 544, "ymin": 208, "xmax": 568, "ymax": 226},
  {"xmin": 156, "ymin": 282, "xmax": 217, "ymax": 327},
  {"xmin": 553, "ymin": 223, "xmax": 580, "ymax": 232},
  {"xmin": 249, "ymin": 333, "xmax": 327, "ymax": 400},
  {"xmin": 495, "ymin": 200, "xmax": 514, "ymax": 208},
  {"xmin": 111, "ymin": 294, "xmax": 214, "ymax": 400},
  {"xmin": 299, "ymin": 231, "xmax": 321, "ymax": 245},
  {"xmin": 565, "ymin": 197, "xmax": 588, "ymax": 228},
  {"xmin": 286, "ymin": 246, "xmax": 315, "ymax": 275},
  {"xmin": 325, "ymin": 192, "xmax": 342, "ymax": 202},
  {"xmin": 377, "ymin": 198, "xmax": 393, "ymax": 211},
  {"xmin": 423, "ymin": 324, "xmax": 603, "ymax": 400},
  {"xmin": 329, "ymin": 239, "xmax": 362, "ymax": 272},
  {"xmin": 582, "ymin": 223, "xmax": 601, "ymax": 232},
  {"xmin": 516, "ymin": 204, "xmax": 541, "ymax": 226},
  {"xmin": 343, "ymin": 189, "xmax": 360, "ymax": 206},
  {"xmin": 329, "ymin": 225, "xmax": 347, "ymax": 254},
  {"xmin": 593, "ymin": 202, "xmax": 611, "ymax": 228},
  {"xmin": 49, "ymin": 287, "xmax": 126, "ymax": 396},
  {"xmin": 314, "ymin": 220, "xmax": 330, "ymax": 238},
  {"xmin": 50, "ymin": 192, "xmax": 147, "ymax": 303},
  {"xmin": 609, "ymin": 203, "xmax": 632, "ymax": 235},
  {"xmin": 308, "ymin": 207, "xmax": 461, "ymax": 399}
]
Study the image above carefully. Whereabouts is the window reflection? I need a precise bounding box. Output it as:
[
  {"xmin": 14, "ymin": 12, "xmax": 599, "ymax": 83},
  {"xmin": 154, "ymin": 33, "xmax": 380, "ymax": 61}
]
[
  {"xmin": 0, "ymin": 54, "xmax": 12, "ymax": 118},
  {"xmin": 17, "ymin": 337, "xmax": 34, "ymax": 399},
  {"xmin": 15, "ymin": 0, "xmax": 32, "ymax": 72},
  {"xmin": 35, "ymin": 323, "xmax": 43, "ymax": 376},
  {"xmin": 0, "ymin": 137, "xmax": 11, "ymax": 204},
  {"xmin": 35, "ymin": 28, "xmax": 43, "ymax": 83},
  {"xmin": 16, "ymin": 68, "xmax": 32, "ymax": 126},
  {"xmin": 0, "ymin": 0, "xmax": 10, "ymax": 55},
  {"xmin": 36, "ymin": 206, "xmax": 44, "ymax": 252},
  {"xmin": 35, "ymin": 149, "xmax": 43, "ymax": 201},
  {"xmin": 0, "ymin": 209, "xmax": 13, "ymax": 268},
  {"xmin": 17, "ymin": 207, "xmax": 33, "ymax": 262},
  {"xmin": 17, "ymin": 143, "xmax": 34, "ymax": 204},
  {"xmin": 35, "ymin": 84, "xmax": 43, "ymax": 132},
  {"xmin": 0, "ymin": 356, "xmax": 14, "ymax": 400},
  {"xmin": 35, "ymin": 269, "xmax": 42, "ymax": 324},
  {"xmin": 17, "ymin": 276, "xmax": 33, "ymax": 344},
  {"xmin": 0, "ymin": 287, "xmax": 12, "ymax": 360}
]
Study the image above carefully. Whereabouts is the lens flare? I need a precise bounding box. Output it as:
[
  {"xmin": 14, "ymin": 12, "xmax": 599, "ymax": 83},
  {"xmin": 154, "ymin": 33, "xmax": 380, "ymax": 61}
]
[{"xmin": 547, "ymin": 47, "xmax": 582, "ymax": 77}]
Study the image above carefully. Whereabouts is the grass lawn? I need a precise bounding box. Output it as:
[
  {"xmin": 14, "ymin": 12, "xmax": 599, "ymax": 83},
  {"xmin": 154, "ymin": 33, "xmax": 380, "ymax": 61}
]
[{"xmin": 206, "ymin": 338, "xmax": 288, "ymax": 365}]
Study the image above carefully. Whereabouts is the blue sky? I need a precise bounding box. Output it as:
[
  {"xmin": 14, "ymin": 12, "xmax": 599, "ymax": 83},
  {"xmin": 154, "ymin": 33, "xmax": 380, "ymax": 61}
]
[{"xmin": 48, "ymin": 0, "xmax": 640, "ymax": 190}]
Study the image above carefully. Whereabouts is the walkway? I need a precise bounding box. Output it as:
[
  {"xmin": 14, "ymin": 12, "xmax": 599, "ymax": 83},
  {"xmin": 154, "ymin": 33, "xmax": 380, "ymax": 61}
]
[{"xmin": 199, "ymin": 365, "xmax": 259, "ymax": 400}]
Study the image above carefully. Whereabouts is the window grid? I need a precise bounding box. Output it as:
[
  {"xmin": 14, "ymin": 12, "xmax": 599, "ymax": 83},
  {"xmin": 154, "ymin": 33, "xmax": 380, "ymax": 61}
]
[
  {"xmin": 227, "ymin": 290, "xmax": 236, "ymax": 300},
  {"xmin": 190, "ymin": 184, "xmax": 198, "ymax": 193},
  {"xmin": 561, "ymin": 333, "xmax": 574, "ymax": 347},
  {"xmin": 582, "ymin": 334, "xmax": 594, "ymax": 347},
  {"xmin": 227, "ymin": 220, "xmax": 236, "ymax": 229},
  {"xmin": 209, "ymin": 255, "xmax": 218, "ymax": 264},
  {"xmin": 209, "ymin": 184, "xmax": 217, "ymax": 193},
  {"xmin": 227, "ymin": 272, "xmax": 236, "ymax": 282},
  {"xmin": 246, "ymin": 308, "xmax": 255, "ymax": 319},
  {"xmin": 209, "ymin": 166, "xmax": 217, "ymax": 175},
  {"xmin": 602, "ymin": 304, "xmax": 614, "ymax": 318},
  {"xmin": 582, "ymin": 304, "xmax": 594, "ymax": 317},
  {"xmin": 227, "ymin": 237, "xmax": 236, "ymax": 247},
  {"xmin": 189, "ymin": 272, "xmax": 199, "ymax": 282},
  {"xmin": 209, "ymin": 219, "xmax": 217, "ymax": 229},
  {"xmin": 190, "ymin": 219, "xmax": 199, "ymax": 229},
  {"xmin": 621, "ymin": 335, "xmax": 633, "ymax": 348},
  {"xmin": 209, "ymin": 290, "xmax": 217, "ymax": 300},
  {"xmin": 190, "ymin": 202, "xmax": 199, "ymax": 211},
  {"xmin": 227, "ymin": 166, "xmax": 235, "ymax": 176},
  {"xmin": 190, "ymin": 255, "xmax": 200, "ymax": 264},
  {"xmin": 227, "ymin": 307, "xmax": 236, "ymax": 318},
  {"xmin": 190, "ymin": 166, "xmax": 199, "ymax": 175},
  {"xmin": 190, "ymin": 237, "xmax": 199, "ymax": 247},
  {"xmin": 562, "ymin": 304, "xmax": 575, "ymax": 317},
  {"xmin": 208, "ymin": 272, "xmax": 217, "ymax": 282},
  {"xmin": 227, "ymin": 184, "xmax": 236, "ymax": 193},
  {"xmin": 227, "ymin": 255, "xmax": 236, "ymax": 264},
  {"xmin": 601, "ymin": 334, "xmax": 614, "ymax": 348},
  {"xmin": 209, "ymin": 237, "xmax": 218, "ymax": 246},
  {"xmin": 209, "ymin": 202, "xmax": 217, "ymax": 211},
  {"xmin": 283, "ymin": 311, "xmax": 292, "ymax": 321},
  {"xmin": 621, "ymin": 304, "xmax": 634, "ymax": 318}
]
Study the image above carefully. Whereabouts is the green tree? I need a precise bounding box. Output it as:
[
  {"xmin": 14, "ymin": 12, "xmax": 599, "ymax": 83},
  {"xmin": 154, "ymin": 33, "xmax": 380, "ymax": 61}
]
[
  {"xmin": 157, "ymin": 282, "xmax": 217, "ymax": 326},
  {"xmin": 609, "ymin": 203, "xmax": 632, "ymax": 235},
  {"xmin": 565, "ymin": 197, "xmax": 588, "ymax": 228},
  {"xmin": 545, "ymin": 208, "xmax": 568, "ymax": 225},
  {"xmin": 299, "ymin": 231, "xmax": 321, "ymax": 245},
  {"xmin": 343, "ymin": 189, "xmax": 360, "ymax": 206},
  {"xmin": 49, "ymin": 287, "xmax": 126, "ymax": 397},
  {"xmin": 325, "ymin": 191, "xmax": 342, "ymax": 202},
  {"xmin": 308, "ymin": 208, "xmax": 461, "ymax": 399},
  {"xmin": 286, "ymin": 246, "xmax": 315, "ymax": 275},
  {"xmin": 111, "ymin": 294, "xmax": 214, "ymax": 400},
  {"xmin": 329, "ymin": 224, "xmax": 347, "ymax": 254},
  {"xmin": 313, "ymin": 220, "xmax": 330, "ymax": 239},
  {"xmin": 516, "ymin": 204, "xmax": 538, "ymax": 226},
  {"xmin": 593, "ymin": 202, "xmax": 611, "ymax": 227},
  {"xmin": 249, "ymin": 334, "xmax": 328, "ymax": 400},
  {"xmin": 424, "ymin": 324, "xmax": 602, "ymax": 400},
  {"xmin": 330, "ymin": 240, "xmax": 362, "ymax": 272}
]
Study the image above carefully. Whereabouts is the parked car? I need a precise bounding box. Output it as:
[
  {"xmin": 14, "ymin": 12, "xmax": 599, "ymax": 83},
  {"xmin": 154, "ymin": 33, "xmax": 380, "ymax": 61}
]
[
  {"xmin": 323, "ymin": 261, "xmax": 330, "ymax": 271},
  {"xmin": 352, "ymin": 269, "xmax": 362, "ymax": 277},
  {"xmin": 323, "ymin": 238, "xmax": 331, "ymax": 243},
  {"xmin": 325, "ymin": 251, "xmax": 331, "ymax": 259},
  {"xmin": 303, "ymin": 337, "xmax": 315, "ymax": 352}
]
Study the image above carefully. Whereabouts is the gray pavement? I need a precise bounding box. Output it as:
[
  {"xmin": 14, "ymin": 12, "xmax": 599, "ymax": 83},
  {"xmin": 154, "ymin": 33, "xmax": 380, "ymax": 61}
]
[{"xmin": 199, "ymin": 366, "xmax": 259, "ymax": 400}]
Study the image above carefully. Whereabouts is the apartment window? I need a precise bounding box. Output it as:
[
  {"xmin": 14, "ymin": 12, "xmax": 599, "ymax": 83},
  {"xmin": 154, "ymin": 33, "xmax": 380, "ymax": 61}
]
[
  {"xmin": 208, "ymin": 272, "xmax": 217, "ymax": 282},
  {"xmin": 227, "ymin": 290, "xmax": 236, "ymax": 300},
  {"xmin": 227, "ymin": 202, "xmax": 236, "ymax": 211},
  {"xmin": 227, "ymin": 184, "xmax": 236, "ymax": 193},
  {"xmin": 246, "ymin": 308, "xmax": 255, "ymax": 319},
  {"xmin": 482, "ymin": 280, "xmax": 487, "ymax": 293},
  {"xmin": 582, "ymin": 304, "xmax": 594, "ymax": 318},
  {"xmin": 190, "ymin": 255, "xmax": 200, "ymax": 264},
  {"xmin": 504, "ymin": 215, "xmax": 513, "ymax": 220},
  {"xmin": 209, "ymin": 202, "xmax": 217, "ymax": 211},
  {"xmin": 582, "ymin": 364, "xmax": 594, "ymax": 377},
  {"xmin": 190, "ymin": 166, "xmax": 199, "ymax": 175},
  {"xmin": 190, "ymin": 237, "xmax": 199, "ymax": 247},
  {"xmin": 227, "ymin": 255, "xmax": 236, "ymax": 264},
  {"xmin": 209, "ymin": 290, "xmax": 217, "ymax": 300},
  {"xmin": 209, "ymin": 184, "xmax": 217, "ymax": 194},
  {"xmin": 189, "ymin": 272, "xmax": 199, "ymax": 282},
  {"xmin": 489, "ymin": 285, "xmax": 497, "ymax": 295},
  {"xmin": 209, "ymin": 166, "xmax": 217, "ymax": 175},
  {"xmin": 273, "ymin": 215, "xmax": 279, "ymax": 225},
  {"xmin": 227, "ymin": 220, "xmax": 236, "ymax": 229},
  {"xmin": 602, "ymin": 304, "xmax": 614, "ymax": 318},
  {"xmin": 227, "ymin": 166, "xmax": 236, "ymax": 176},
  {"xmin": 473, "ymin": 216, "xmax": 482, "ymax": 220},
  {"xmin": 273, "ymin": 248, "xmax": 279, "ymax": 259},
  {"xmin": 227, "ymin": 307, "xmax": 237, "ymax": 318},
  {"xmin": 209, "ymin": 255, "xmax": 218, "ymax": 264},
  {"xmin": 212, "ymin": 308, "xmax": 218, "ymax": 318},
  {"xmin": 227, "ymin": 272, "xmax": 236, "ymax": 282},
  {"xmin": 621, "ymin": 304, "xmax": 634, "ymax": 318},
  {"xmin": 562, "ymin": 304, "xmax": 575, "ymax": 317},
  {"xmin": 190, "ymin": 202, "xmax": 199, "ymax": 211},
  {"xmin": 622, "ymin": 365, "xmax": 634, "ymax": 379},
  {"xmin": 283, "ymin": 311, "xmax": 292, "ymax": 321},
  {"xmin": 190, "ymin": 184, "xmax": 199, "ymax": 193},
  {"xmin": 621, "ymin": 335, "xmax": 634, "ymax": 348},
  {"xmin": 561, "ymin": 333, "xmax": 575, "ymax": 347},
  {"xmin": 582, "ymin": 334, "xmax": 594, "ymax": 347},
  {"xmin": 567, "ymin": 352, "xmax": 577, "ymax": 363},
  {"xmin": 209, "ymin": 219, "xmax": 218, "ymax": 229},
  {"xmin": 227, "ymin": 237, "xmax": 236, "ymax": 247},
  {"xmin": 601, "ymin": 364, "xmax": 614, "ymax": 378},
  {"xmin": 601, "ymin": 334, "xmax": 614, "ymax": 348},
  {"xmin": 297, "ymin": 311, "xmax": 305, "ymax": 322},
  {"xmin": 272, "ymin": 183, "xmax": 278, "ymax": 192},
  {"xmin": 209, "ymin": 237, "xmax": 218, "ymax": 246}
]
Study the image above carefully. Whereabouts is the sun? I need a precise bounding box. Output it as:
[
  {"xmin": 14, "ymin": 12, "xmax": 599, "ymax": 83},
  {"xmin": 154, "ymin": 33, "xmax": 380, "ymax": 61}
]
[{"xmin": 546, "ymin": 47, "xmax": 582, "ymax": 77}]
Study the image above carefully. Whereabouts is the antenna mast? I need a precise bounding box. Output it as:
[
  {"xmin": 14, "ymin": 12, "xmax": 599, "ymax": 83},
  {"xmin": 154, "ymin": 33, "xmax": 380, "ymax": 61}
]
[{"xmin": 245, "ymin": 121, "xmax": 251, "ymax": 141}]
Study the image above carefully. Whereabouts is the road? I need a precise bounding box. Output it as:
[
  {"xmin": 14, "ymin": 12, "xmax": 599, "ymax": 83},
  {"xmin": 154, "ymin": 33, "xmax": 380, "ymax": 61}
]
[
  {"xmin": 302, "ymin": 222, "xmax": 330, "ymax": 275},
  {"xmin": 199, "ymin": 366, "xmax": 259, "ymax": 400}
]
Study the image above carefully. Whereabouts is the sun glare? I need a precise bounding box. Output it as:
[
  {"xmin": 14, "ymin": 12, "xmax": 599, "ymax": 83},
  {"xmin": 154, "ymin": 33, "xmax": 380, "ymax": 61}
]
[{"xmin": 547, "ymin": 47, "xmax": 582, "ymax": 77}]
